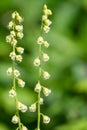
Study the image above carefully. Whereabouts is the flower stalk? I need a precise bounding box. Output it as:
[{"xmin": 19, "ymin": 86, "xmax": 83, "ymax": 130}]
[
  {"xmin": 29, "ymin": 4, "xmax": 52, "ymax": 130},
  {"xmin": 6, "ymin": 11, "xmax": 28, "ymax": 130}
]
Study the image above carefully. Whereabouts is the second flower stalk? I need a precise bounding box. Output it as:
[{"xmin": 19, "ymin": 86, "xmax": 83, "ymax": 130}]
[{"xmin": 29, "ymin": 4, "xmax": 52, "ymax": 130}]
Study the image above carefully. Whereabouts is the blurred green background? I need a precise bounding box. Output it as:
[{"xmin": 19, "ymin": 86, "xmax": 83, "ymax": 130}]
[{"xmin": 0, "ymin": 0, "xmax": 87, "ymax": 130}]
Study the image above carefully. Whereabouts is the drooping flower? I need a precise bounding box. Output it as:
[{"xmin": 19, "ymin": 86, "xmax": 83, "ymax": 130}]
[
  {"xmin": 42, "ymin": 87, "xmax": 51, "ymax": 96},
  {"xmin": 11, "ymin": 38, "xmax": 17, "ymax": 46},
  {"xmin": 43, "ymin": 25, "xmax": 50, "ymax": 33},
  {"xmin": 7, "ymin": 67, "xmax": 12, "ymax": 76},
  {"xmin": 43, "ymin": 115, "xmax": 50, "ymax": 124},
  {"xmin": 9, "ymin": 52, "xmax": 16, "ymax": 60},
  {"xmin": 43, "ymin": 41, "xmax": 49, "ymax": 48},
  {"xmin": 8, "ymin": 21, "xmax": 14, "ymax": 29},
  {"xmin": 42, "ymin": 15, "xmax": 47, "ymax": 21},
  {"xmin": 22, "ymin": 126, "xmax": 28, "ymax": 130},
  {"xmin": 43, "ymin": 5, "xmax": 52, "ymax": 16},
  {"xmin": 34, "ymin": 82, "xmax": 42, "ymax": 93},
  {"xmin": 34, "ymin": 58, "xmax": 40, "ymax": 67},
  {"xmin": 15, "ymin": 25, "xmax": 23, "ymax": 31},
  {"xmin": 29, "ymin": 103, "xmax": 36, "ymax": 112},
  {"xmin": 16, "ymin": 47, "xmax": 24, "ymax": 54},
  {"xmin": 40, "ymin": 98, "xmax": 44, "ymax": 104},
  {"xmin": 16, "ymin": 55, "xmax": 23, "ymax": 62},
  {"xmin": 37, "ymin": 36, "xmax": 44, "ymax": 44},
  {"xmin": 17, "ymin": 78, "xmax": 25, "ymax": 88},
  {"xmin": 9, "ymin": 89, "xmax": 16, "ymax": 98},
  {"xmin": 43, "ymin": 71, "xmax": 50, "ymax": 80},
  {"xmin": 42, "ymin": 53, "xmax": 49, "ymax": 62},
  {"xmin": 11, "ymin": 115, "xmax": 19, "ymax": 124},
  {"xmin": 17, "ymin": 101, "xmax": 27, "ymax": 113},
  {"xmin": 6, "ymin": 35, "xmax": 12, "ymax": 43},
  {"xmin": 44, "ymin": 19, "xmax": 52, "ymax": 26},
  {"xmin": 10, "ymin": 31, "xmax": 16, "ymax": 37},
  {"xmin": 17, "ymin": 32, "xmax": 24, "ymax": 39},
  {"xmin": 14, "ymin": 69, "xmax": 20, "ymax": 77}
]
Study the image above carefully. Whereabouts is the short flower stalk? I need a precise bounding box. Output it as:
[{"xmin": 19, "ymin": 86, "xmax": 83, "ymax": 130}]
[
  {"xmin": 29, "ymin": 4, "xmax": 52, "ymax": 130},
  {"xmin": 6, "ymin": 11, "xmax": 28, "ymax": 130}
]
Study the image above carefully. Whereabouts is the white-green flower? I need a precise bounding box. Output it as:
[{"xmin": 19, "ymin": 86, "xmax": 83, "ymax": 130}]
[
  {"xmin": 18, "ymin": 78, "xmax": 25, "ymax": 88},
  {"xmin": 9, "ymin": 52, "xmax": 16, "ymax": 60},
  {"xmin": 22, "ymin": 126, "xmax": 28, "ymax": 130},
  {"xmin": 15, "ymin": 25, "xmax": 23, "ymax": 32},
  {"xmin": 12, "ymin": 11, "xmax": 17, "ymax": 19},
  {"xmin": 7, "ymin": 67, "xmax": 12, "ymax": 76},
  {"xmin": 43, "ymin": 71, "xmax": 50, "ymax": 80},
  {"xmin": 43, "ymin": 25, "xmax": 50, "ymax": 33},
  {"xmin": 43, "ymin": 5, "xmax": 52, "ymax": 16},
  {"xmin": 17, "ymin": 32, "xmax": 24, "ymax": 39},
  {"xmin": 9, "ymin": 89, "xmax": 16, "ymax": 98},
  {"xmin": 17, "ymin": 15, "xmax": 23, "ymax": 23},
  {"xmin": 12, "ymin": 115, "xmax": 19, "ymax": 124},
  {"xmin": 8, "ymin": 21, "xmax": 14, "ymax": 29},
  {"xmin": 11, "ymin": 38, "xmax": 17, "ymax": 46},
  {"xmin": 42, "ymin": 15, "xmax": 47, "ymax": 21},
  {"xmin": 17, "ymin": 101, "xmax": 27, "ymax": 113},
  {"xmin": 42, "ymin": 53, "xmax": 49, "ymax": 62},
  {"xmin": 16, "ymin": 55, "xmax": 23, "ymax": 62},
  {"xmin": 43, "ymin": 41, "xmax": 49, "ymax": 48},
  {"xmin": 6, "ymin": 35, "xmax": 12, "ymax": 43},
  {"xmin": 34, "ymin": 82, "xmax": 42, "ymax": 92},
  {"xmin": 40, "ymin": 98, "xmax": 44, "ymax": 104},
  {"xmin": 43, "ymin": 87, "xmax": 51, "ymax": 96},
  {"xmin": 34, "ymin": 58, "xmax": 40, "ymax": 67},
  {"xmin": 16, "ymin": 47, "xmax": 24, "ymax": 54},
  {"xmin": 43, "ymin": 115, "xmax": 50, "ymax": 124},
  {"xmin": 44, "ymin": 19, "xmax": 52, "ymax": 26},
  {"xmin": 10, "ymin": 31, "xmax": 16, "ymax": 37},
  {"xmin": 37, "ymin": 36, "xmax": 44, "ymax": 44},
  {"xmin": 14, "ymin": 69, "xmax": 20, "ymax": 77},
  {"xmin": 21, "ymin": 104, "xmax": 27, "ymax": 113},
  {"xmin": 29, "ymin": 103, "xmax": 36, "ymax": 112}
]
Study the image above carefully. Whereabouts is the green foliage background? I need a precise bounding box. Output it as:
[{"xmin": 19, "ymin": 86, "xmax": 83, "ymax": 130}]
[{"xmin": 0, "ymin": 0, "xmax": 87, "ymax": 130}]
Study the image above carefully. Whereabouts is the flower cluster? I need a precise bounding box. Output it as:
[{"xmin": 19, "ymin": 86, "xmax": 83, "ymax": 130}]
[
  {"xmin": 42, "ymin": 4, "xmax": 52, "ymax": 33},
  {"xmin": 6, "ymin": 11, "xmax": 28, "ymax": 130},
  {"xmin": 29, "ymin": 4, "xmax": 52, "ymax": 129},
  {"xmin": 6, "ymin": 11, "xmax": 25, "ymax": 88}
]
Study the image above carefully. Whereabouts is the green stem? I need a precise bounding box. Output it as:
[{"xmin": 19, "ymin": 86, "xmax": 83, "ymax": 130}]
[
  {"xmin": 37, "ymin": 92, "xmax": 40, "ymax": 130},
  {"xmin": 40, "ymin": 113, "xmax": 44, "ymax": 117},
  {"xmin": 38, "ymin": 44, "xmax": 42, "ymax": 79},
  {"xmin": 37, "ymin": 18, "xmax": 44, "ymax": 130},
  {"xmin": 37, "ymin": 56, "xmax": 41, "ymax": 130},
  {"xmin": 15, "ymin": 97, "xmax": 22, "ymax": 130},
  {"xmin": 12, "ymin": 45, "xmax": 16, "ymax": 90},
  {"xmin": 12, "ymin": 45, "xmax": 22, "ymax": 130},
  {"xmin": 37, "ymin": 34, "xmax": 42, "ymax": 130}
]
